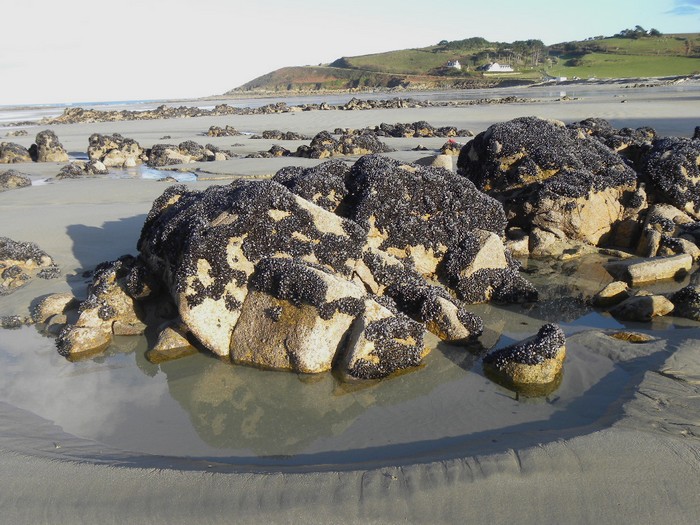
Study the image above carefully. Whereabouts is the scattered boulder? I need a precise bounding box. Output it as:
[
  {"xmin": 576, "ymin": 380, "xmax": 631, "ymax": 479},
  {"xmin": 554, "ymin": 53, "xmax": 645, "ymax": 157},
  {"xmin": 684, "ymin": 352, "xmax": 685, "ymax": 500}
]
[
  {"xmin": 591, "ymin": 281, "xmax": 630, "ymax": 307},
  {"xmin": 29, "ymin": 130, "xmax": 69, "ymax": 162},
  {"xmin": 440, "ymin": 140, "xmax": 465, "ymax": 156},
  {"xmin": 5, "ymin": 130, "xmax": 28, "ymax": 137},
  {"xmin": 605, "ymin": 254, "xmax": 693, "ymax": 285},
  {"xmin": 88, "ymin": 133, "xmax": 145, "ymax": 167},
  {"xmin": 415, "ymin": 154, "xmax": 453, "ymax": 170},
  {"xmin": 294, "ymin": 131, "xmax": 394, "ymax": 159},
  {"xmin": 483, "ymin": 323, "xmax": 566, "ymax": 395},
  {"xmin": 457, "ymin": 117, "xmax": 639, "ymax": 253},
  {"xmin": 146, "ymin": 141, "xmax": 228, "ymax": 166},
  {"xmin": 206, "ymin": 125, "xmax": 241, "ymax": 137},
  {"xmin": 0, "ymin": 169, "xmax": 31, "ymax": 191},
  {"xmin": 642, "ymin": 137, "xmax": 700, "ymax": 220},
  {"xmin": 609, "ymin": 292, "xmax": 674, "ymax": 322},
  {"xmin": 55, "ymin": 160, "xmax": 109, "ymax": 179},
  {"xmin": 0, "ymin": 237, "xmax": 60, "ymax": 295},
  {"xmin": 0, "ymin": 142, "xmax": 32, "ymax": 163},
  {"xmin": 250, "ymin": 130, "xmax": 310, "ymax": 140}
]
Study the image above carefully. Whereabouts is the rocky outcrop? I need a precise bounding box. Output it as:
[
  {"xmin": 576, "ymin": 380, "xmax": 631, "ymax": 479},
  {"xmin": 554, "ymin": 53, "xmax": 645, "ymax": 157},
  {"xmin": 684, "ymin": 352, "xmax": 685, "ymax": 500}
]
[
  {"xmin": 29, "ymin": 130, "xmax": 69, "ymax": 162},
  {"xmin": 55, "ymin": 160, "xmax": 109, "ymax": 179},
  {"xmin": 334, "ymin": 122, "xmax": 473, "ymax": 139},
  {"xmin": 0, "ymin": 169, "xmax": 31, "ymax": 191},
  {"xmin": 250, "ymin": 130, "xmax": 310, "ymax": 140},
  {"xmin": 294, "ymin": 131, "xmax": 394, "ymax": 159},
  {"xmin": 0, "ymin": 237, "xmax": 60, "ymax": 295},
  {"xmin": 57, "ymin": 155, "xmax": 537, "ymax": 380},
  {"xmin": 206, "ymin": 125, "xmax": 241, "ymax": 137},
  {"xmin": 0, "ymin": 142, "xmax": 32, "ymax": 163},
  {"xmin": 146, "ymin": 141, "xmax": 230, "ymax": 166},
  {"xmin": 88, "ymin": 133, "xmax": 145, "ymax": 167},
  {"xmin": 642, "ymin": 136, "xmax": 700, "ymax": 220},
  {"xmin": 483, "ymin": 323, "xmax": 566, "ymax": 395},
  {"xmin": 457, "ymin": 117, "xmax": 640, "ymax": 255}
]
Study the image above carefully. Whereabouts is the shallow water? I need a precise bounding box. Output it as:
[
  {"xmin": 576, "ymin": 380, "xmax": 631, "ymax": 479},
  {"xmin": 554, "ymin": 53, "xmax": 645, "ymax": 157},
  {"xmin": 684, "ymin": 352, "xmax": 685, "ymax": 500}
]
[{"xmin": 2, "ymin": 259, "xmax": 695, "ymax": 470}]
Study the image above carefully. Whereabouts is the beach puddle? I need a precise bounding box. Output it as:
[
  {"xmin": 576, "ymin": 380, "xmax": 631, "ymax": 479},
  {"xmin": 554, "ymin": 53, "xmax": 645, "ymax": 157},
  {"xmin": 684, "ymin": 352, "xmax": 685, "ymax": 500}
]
[
  {"xmin": 0, "ymin": 254, "xmax": 697, "ymax": 469},
  {"xmin": 0, "ymin": 318, "xmax": 665, "ymax": 469}
]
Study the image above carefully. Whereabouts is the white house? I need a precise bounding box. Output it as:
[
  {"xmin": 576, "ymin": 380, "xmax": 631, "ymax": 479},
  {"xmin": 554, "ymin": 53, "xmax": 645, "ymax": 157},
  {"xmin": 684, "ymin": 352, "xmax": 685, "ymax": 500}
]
[
  {"xmin": 446, "ymin": 60, "xmax": 462, "ymax": 69},
  {"xmin": 482, "ymin": 62, "xmax": 514, "ymax": 72}
]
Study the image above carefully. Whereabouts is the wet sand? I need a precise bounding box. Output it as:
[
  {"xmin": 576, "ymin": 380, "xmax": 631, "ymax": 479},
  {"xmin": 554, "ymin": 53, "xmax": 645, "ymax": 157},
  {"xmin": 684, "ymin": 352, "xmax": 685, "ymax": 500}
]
[{"xmin": 1, "ymin": 84, "xmax": 700, "ymax": 523}]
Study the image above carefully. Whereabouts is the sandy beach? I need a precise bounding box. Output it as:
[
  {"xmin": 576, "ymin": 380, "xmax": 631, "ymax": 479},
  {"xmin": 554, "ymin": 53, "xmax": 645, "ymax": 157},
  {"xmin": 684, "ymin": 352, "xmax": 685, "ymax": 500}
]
[{"xmin": 2, "ymin": 83, "xmax": 700, "ymax": 524}]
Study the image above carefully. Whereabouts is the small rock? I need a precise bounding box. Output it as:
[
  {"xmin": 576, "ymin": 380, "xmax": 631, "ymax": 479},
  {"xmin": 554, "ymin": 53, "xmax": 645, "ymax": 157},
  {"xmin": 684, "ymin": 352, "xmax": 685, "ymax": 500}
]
[
  {"xmin": 591, "ymin": 281, "xmax": 630, "ymax": 307},
  {"xmin": 483, "ymin": 323, "xmax": 566, "ymax": 395},
  {"xmin": 0, "ymin": 169, "xmax": 31, "ymax": 191},
  {"xmin": 609, "ymin": 294, "xmax": 674, "ymax": 322},
  {"xmin": 670, "ymin": 285, "xmax": 700, "ymax": 321},
  {"xmin": 605, "ymin": 254, "xmax": 693, "ymax": 285}
]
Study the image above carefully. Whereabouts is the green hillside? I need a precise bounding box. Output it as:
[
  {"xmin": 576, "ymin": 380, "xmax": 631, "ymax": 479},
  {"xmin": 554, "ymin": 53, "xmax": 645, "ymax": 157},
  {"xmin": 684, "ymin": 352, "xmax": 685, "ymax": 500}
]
[{"xmin": 228, "ymin": 29, "xmax": 700, "ymax": 94}]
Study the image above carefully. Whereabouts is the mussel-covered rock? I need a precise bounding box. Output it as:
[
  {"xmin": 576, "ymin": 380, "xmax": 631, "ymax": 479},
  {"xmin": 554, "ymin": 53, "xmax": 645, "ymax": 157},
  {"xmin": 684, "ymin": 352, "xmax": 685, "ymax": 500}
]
[
  {"xmin": 0, "ymin": 142, "xmax": 32, "ymax": 164},
  {"xmin": 88, "ymin": 133, "xmax": 145, "ymax": 167},
  {"xmin": 0, "ymin": 237, "xmax": 60, "ymax": 295},
  {"xmin": 642, "ymin": 136, "xmax": 700, "ymax": 220},
  {"xmin": 0, "ymin": 169, "xmax": 31, "ymax": 191},
  {"xmin": 29, "ymin": 130, "xmax": 69, "ymax": 162},
  {"xmin": 457, "ymin": 117, "xmax": 640, "ymax": 253},
  {"xmin": 483, "ymin": 323, "xmax": 566, "ymax": 395},
  {"xmin": 58, "ymin": 155, "xmax": 537, "ymax": 380}
]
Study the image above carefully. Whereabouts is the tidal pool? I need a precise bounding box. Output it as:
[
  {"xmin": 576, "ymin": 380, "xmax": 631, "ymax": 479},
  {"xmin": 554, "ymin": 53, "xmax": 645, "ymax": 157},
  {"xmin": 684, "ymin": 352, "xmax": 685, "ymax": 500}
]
[{"xmin": 1, "ymin": 254, "xmax": 697, "ymax": 470}]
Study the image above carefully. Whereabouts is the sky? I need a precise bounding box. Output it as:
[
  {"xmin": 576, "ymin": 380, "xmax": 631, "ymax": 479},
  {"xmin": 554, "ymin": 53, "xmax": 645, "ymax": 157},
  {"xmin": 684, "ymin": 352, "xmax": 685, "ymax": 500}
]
[{"xmin": 1, "ymin": 0, "xmax": 699, "ymax": 106}]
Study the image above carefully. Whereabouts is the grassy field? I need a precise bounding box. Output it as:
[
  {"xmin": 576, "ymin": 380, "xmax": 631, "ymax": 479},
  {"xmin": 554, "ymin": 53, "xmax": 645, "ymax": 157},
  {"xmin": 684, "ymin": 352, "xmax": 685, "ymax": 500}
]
[
  {"xmin": 232, "ymin": 33, "xmax": 700, "ymax": 92},
  {"xmin": 547, "ymin": 53, "xmax": 700, "ymax": 78}
]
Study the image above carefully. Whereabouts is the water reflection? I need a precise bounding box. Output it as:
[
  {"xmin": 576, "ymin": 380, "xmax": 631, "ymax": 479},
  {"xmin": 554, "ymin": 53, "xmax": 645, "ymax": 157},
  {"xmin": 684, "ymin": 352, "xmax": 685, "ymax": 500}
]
[{"xmin": 0, "ymin": 321, "xmax": 634, "ymax": 464}]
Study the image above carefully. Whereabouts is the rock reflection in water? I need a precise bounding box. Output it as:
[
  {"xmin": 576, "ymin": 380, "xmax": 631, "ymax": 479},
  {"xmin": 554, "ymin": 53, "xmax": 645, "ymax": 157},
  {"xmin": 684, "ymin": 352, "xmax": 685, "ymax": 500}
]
[{"xmin": 157, "ymin": 340, "xmax": 481, "ymax": 456}]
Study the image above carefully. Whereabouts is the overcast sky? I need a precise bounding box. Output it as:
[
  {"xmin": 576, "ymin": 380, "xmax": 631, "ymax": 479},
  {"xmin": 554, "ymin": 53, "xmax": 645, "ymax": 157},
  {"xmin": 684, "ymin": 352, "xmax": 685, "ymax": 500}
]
[{"xmin": 2, "ymin": 0, "xmax": 699, "ymax": 105}]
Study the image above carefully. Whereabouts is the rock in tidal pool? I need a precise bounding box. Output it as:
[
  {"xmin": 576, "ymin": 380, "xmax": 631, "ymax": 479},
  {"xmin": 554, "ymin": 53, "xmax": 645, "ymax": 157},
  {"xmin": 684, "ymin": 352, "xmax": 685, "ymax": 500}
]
[
  {"xmin": 0, "ymin": 169, "xmax": 31, "ymax": 191},
  {"xmin": 483, "ymin": 323, "xmax": 566, "ymax": 396}
]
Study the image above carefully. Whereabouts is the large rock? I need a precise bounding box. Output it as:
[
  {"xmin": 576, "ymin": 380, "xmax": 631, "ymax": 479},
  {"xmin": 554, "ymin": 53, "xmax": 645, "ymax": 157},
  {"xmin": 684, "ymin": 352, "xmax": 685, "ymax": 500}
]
[
  {"xmin": 29, "ymin": 130, "xmax": 69, "ymax": 162},
  {"xmin": 0, "ymin": 169, "xmax": 31, "ymax": 191},
  {"xmin": 137, "ymin": 180, "xmax": 367, "ymax": 358},
  {"xmin": 0, "ymin": 142, "xmax": 32, "ymax": 163},
  {"xmin": 60, "ymin": 155, "xmax": 536, "ymax": 379},
  {"xmin": 642, "ymin": 137, "xmax": 700, "ymax": 220},
  {"xmin": 88, "ymin": 133, "xmax": 145, "ymax": 167},
  {"xmin": 457, "ymin": 117, "xmax": 640, "ymax": 252}
]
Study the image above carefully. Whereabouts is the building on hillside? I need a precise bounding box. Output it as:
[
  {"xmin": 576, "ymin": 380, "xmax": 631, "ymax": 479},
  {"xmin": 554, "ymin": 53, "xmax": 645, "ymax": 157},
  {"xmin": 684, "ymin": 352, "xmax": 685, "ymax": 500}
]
[
  {"xmin": 479, "ymin": 62, "xmax": 514, "ymax": 73},
  {"xmin": 446, "ymin": 60, "xmax": 462, "ymax": 69}
]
